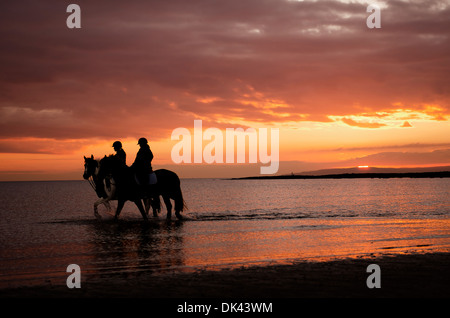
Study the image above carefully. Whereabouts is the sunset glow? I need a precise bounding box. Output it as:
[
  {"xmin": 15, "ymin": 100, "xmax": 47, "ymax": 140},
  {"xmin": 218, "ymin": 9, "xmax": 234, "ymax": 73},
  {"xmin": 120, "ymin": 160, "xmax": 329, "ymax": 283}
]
[{"xmin": 0, "ymin": 0, "xmax": 449, "ymax": 180}]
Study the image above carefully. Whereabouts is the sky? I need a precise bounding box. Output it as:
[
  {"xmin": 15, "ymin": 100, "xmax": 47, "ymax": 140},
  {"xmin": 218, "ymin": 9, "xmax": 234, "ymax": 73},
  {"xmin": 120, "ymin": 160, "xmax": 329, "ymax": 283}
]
[{"xmin": 0, "ymin": 0, "xmax": 449, "ymax": 180}]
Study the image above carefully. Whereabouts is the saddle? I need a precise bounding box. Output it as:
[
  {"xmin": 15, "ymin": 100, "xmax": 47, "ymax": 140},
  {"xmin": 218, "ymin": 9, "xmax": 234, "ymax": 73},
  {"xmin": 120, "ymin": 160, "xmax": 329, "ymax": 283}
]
[{"xmin": 134, "ymin": 171, "xmax": 157, "ymax": 186}]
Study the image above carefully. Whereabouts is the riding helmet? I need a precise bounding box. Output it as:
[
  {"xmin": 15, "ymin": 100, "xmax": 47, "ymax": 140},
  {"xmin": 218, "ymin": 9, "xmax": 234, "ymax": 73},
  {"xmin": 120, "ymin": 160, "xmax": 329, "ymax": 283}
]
[
  {"xmin": 138, "ymin": 137, "xmax": 148, "ymax": 145},
  {"xmin": 112, "ymin": 141, "xmax": 122, "ymax": 148}
]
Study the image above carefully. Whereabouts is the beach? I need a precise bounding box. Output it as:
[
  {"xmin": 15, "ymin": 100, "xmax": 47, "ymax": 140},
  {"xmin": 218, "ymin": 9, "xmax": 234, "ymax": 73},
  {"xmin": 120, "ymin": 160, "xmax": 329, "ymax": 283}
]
[{"xmin": 1, "ymin": 252, "xmax": 448, "ymax": 299}]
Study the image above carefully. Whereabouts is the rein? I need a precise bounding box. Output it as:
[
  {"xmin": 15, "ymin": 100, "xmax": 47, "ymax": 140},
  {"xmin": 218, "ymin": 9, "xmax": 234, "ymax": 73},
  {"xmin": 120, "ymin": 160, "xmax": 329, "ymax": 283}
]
[
  {"xmin": 85, "ymin": 158, "xmax": 100, "ymax": 192},
  {"xmin": 87, "ymin": 176, "xmax": 97, "ymax": 191}
]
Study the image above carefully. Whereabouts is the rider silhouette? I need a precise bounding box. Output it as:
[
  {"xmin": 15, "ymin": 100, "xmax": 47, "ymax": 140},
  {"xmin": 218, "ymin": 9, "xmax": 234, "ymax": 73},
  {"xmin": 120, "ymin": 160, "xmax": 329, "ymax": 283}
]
[
  {"xmin": 112, "ymin": 141, "xmax": 127, "ymax": 166},
  {"xmin": 104, "ymin": 141, "xmax": 127, "ymax": 191},
  {"xmin": 131, "ymin": 137, "xmax": 153, "ymax": 185}
]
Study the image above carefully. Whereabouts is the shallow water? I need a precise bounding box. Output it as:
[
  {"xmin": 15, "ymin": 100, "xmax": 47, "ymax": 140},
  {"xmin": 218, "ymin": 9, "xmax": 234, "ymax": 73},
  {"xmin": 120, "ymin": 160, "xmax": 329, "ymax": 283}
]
[{"xmin": 0, "ymin": 178, "xmax": 449, "ymax": 288}]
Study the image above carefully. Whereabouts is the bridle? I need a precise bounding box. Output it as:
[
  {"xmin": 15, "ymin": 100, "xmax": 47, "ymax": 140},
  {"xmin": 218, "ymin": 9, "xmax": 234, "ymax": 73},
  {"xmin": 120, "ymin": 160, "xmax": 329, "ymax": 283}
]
[{"xmin": 84, "ymin": 159, "xmax": 99, "ymax": 192}]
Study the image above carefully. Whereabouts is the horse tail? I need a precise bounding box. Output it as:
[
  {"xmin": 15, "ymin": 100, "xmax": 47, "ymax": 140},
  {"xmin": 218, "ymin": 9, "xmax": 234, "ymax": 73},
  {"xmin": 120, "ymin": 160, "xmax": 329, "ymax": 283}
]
[
  {"xmin": 154, "ymin": 168, "xmax": 187, "ymax": 214},
  {"xmin": 172, "ymin": 171, "xmax": 187, "ymax": 213},
  {"xmin": 174, "ymin": 186, "xmax": 187, "ymax": 213}
]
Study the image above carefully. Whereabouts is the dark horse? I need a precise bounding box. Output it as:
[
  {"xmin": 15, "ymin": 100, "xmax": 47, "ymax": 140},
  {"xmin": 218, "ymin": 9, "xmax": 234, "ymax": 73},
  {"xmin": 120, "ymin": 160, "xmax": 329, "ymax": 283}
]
[{"xmin": 83, "ymin": 155, "xmax": 186, "ymax": 220}]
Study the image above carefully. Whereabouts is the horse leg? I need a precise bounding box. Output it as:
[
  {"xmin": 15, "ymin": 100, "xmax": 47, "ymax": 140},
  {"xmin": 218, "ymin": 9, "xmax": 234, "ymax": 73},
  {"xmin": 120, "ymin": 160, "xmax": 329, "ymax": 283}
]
[
  {"xmin": 144, "ymin": 198, "xmax": 151, "ymax": 216},
  {"xmin": 151, "ymin": 195, "xmax": 161, "ymax": 217},
  {"xmin": 163, "ymin": 195, "xmax": 172, "ymax": 219},
  {"xmin": 94, "ymin": 198, "xmax": 105, "ymax": 220},
  {"xmin": 175, "ymin": 202, "xmax": 183, "ymax": 220},
  {"xmin": 114, "ymin": 199, "xmax": 125, "ymax": 220},
  {"xmin": 104, "ymin": 201, "xmax": 112, "ymax": 213},
  {"xmin": 174, "ymin": 189, "xmax": 184, "ymax": 220},
  {"xmin": 94, "ymin": 183, "xmax": 115, "ymax": 219},
  {"xmin": 134, "ymin": 199, "xmax": 148, "ymax": 221},
  {"xmin": 105, "ymin": 183, "xmax": 115, "ymax": 214},
  {"xmin": 143, "ymin": 197, "xmax": 158, "ymax": 217}
]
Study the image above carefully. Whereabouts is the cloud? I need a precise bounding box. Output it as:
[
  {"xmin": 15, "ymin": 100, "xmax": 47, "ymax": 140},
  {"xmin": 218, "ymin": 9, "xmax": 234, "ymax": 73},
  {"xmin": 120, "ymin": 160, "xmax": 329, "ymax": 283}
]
[
  {"xmin": 341, "ymin": 117, "xmax": 387, "ymax": 128},
  {"xmin": 401, "ymin": 121, "xmax": 413, "ymax": 127},
  {"xmin": 0, "ymin": 138, "xmax": 88, "ymax": 154},
  {"xmin": 0, "ymin": 0, "xmax": 448, "ymax": 155}
]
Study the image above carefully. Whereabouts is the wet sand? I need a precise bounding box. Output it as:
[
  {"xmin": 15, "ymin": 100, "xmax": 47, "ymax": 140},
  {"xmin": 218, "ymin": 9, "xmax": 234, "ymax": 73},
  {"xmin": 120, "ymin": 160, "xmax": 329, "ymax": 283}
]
[{"xmin": 1, "ymin": 252, "xmax": 448, "ymax": 299}]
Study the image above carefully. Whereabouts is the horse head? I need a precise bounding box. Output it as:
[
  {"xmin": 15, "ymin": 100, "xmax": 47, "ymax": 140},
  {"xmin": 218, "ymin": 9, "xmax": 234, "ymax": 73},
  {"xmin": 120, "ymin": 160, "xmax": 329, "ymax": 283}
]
[{"xmin": 83, "ymin": 155, "xmax": 98, "ymax": 180}]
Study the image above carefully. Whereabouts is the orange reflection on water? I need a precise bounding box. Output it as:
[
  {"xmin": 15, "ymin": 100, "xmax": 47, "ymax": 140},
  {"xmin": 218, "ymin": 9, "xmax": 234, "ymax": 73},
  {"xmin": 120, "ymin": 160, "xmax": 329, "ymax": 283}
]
[{"xmin": 180, "ymin": 217, "xmax": 450, "ymax": 269}]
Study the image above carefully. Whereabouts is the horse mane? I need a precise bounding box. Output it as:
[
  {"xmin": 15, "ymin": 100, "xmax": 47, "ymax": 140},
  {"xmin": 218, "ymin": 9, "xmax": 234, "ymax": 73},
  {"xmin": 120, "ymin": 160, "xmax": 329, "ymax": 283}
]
[
  {"xmin": 99, "ymin": 154, "xmax": 126, "ymax": 175},
  {"xmin": 99, "ymin": 154, "xmax": 116, "ymax": 163}
]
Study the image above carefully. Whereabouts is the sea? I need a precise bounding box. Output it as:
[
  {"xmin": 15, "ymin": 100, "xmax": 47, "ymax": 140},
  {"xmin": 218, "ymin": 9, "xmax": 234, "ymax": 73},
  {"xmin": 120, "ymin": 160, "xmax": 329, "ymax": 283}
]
[{"xmin": 0, "ymin": 177, "xmax": 449, "ymax": 289}]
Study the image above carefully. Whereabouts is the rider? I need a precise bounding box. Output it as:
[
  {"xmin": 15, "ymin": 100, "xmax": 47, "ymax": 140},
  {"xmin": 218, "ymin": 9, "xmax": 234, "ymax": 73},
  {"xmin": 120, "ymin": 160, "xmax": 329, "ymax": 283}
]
[
  {"xmin": 104, "ymin": 141, "xmax": 127, "ymax": 191},
  {"xmin": 131, "ymin": 137, "xmax": 153, "ymax": 186},
  {"xmin": 112, "ymin": 141, "xmax": 127, "ymax": 166}
]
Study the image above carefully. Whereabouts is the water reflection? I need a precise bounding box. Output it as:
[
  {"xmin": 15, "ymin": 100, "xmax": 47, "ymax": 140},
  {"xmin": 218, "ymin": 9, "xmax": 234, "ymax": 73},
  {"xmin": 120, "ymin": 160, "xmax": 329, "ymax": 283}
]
[
  {"xmin": 87, "ymin": 220, "xmax": 186, "ymax": 280},
  {"xmin": 0, "ymin": 179, "xmax": 448, "ymax": 288}
]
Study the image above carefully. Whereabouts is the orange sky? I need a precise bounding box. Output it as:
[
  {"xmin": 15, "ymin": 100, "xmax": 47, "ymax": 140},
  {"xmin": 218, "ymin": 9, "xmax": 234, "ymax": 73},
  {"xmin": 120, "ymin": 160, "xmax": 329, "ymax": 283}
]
[{"xmin": 0, "ymin": 0, "xmax": 449, "ymax": 181}]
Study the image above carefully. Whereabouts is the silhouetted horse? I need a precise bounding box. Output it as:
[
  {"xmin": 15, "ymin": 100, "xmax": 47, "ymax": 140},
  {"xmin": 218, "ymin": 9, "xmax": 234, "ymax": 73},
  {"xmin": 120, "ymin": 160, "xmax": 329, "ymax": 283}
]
[
  {"xmin": 83, "ymin": 155, "xmax": 115, "ymax": 219},
  {"xmin": 83, "ymin": 155, "xmax": 186, "ymax": 220}
]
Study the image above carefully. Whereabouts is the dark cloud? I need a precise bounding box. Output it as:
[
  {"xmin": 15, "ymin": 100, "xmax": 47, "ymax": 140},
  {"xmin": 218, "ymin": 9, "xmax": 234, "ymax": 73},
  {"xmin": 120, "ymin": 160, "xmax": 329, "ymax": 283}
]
[
  {"xmin": 331, "ymin": 142, "xmax": 450, "ymax": 152},
  {"xmin": 345, "ymin": 149, "xmax": 450, "ymax": 167},
  {"xmin": 0, "ymin": 0, "xmax": 449, "ymax": 145}
]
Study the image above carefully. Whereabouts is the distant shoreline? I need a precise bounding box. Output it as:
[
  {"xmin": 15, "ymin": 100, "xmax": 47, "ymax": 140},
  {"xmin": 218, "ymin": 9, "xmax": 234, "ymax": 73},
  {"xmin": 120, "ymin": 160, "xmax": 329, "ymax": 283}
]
[
  {"xmin": 233, "ymin": 171, "xmax": 450, "ymax": 180},
  {"xmin": 1, "ymin": 170, "xmax": 449, "ymax": 183}
]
